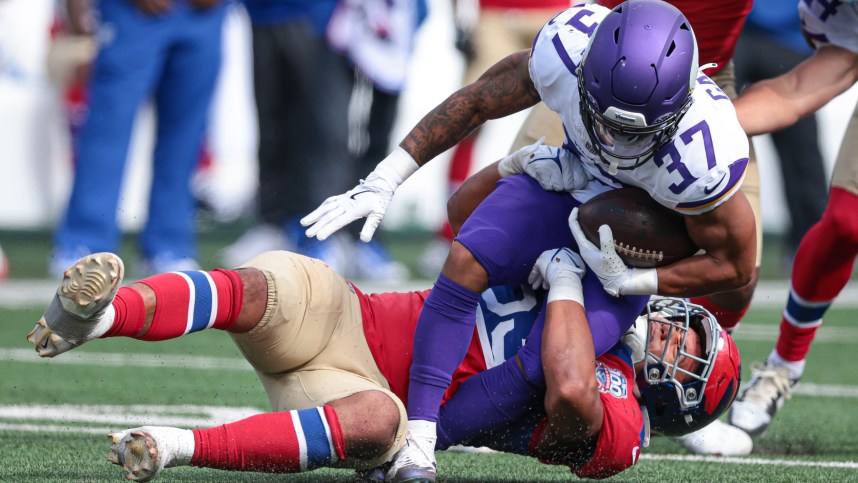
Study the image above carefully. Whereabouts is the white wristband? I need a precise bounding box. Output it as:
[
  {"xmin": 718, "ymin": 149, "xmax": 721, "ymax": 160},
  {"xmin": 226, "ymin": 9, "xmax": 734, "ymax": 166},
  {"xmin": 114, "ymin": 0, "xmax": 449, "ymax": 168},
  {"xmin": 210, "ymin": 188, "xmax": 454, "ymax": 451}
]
[
  {"xmin": 619, "ymin": 268, "xmax": 659, "ymax": 295},
  {"xmin": 368, "ymin": 147, "xmax": 419, "ymax": 191},
  {"xmin": 547, "ymin": 274, "xmax": 585, "ymax": 305}
]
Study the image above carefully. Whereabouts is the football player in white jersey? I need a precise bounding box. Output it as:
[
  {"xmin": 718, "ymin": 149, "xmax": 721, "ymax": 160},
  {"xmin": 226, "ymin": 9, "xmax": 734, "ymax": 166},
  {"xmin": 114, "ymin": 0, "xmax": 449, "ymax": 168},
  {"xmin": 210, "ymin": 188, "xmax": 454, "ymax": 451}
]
[
  {"xmin": 727, "ymin": 1, "xmax": 858, "ymax": 436},
  {"xmin": 301, "ymin": 1, "xmax": 756, "ymax": 477}
]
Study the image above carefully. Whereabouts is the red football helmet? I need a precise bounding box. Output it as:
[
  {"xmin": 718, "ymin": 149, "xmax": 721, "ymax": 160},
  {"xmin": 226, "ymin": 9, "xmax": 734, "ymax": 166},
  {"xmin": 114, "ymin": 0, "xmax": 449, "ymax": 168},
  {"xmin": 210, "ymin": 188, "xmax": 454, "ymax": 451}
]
[{"xmin": 636, "ymin": 298, "xmax": 742, "ymax": 436}]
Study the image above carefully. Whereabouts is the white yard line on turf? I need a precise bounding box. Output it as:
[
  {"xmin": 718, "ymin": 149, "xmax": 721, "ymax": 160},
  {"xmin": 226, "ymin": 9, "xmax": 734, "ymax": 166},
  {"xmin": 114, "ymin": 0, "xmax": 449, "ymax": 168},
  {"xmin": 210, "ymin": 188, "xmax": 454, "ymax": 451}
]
[
  {"xmin": 2, "ymin": 404, "xmax": 858, "ymax": 472},
  {"xmin": 0, "ymin": 404, "xmax": 263, "ymax": 433},
  {"xmin": 642, "ymin": 454, "xmax": 858, "ymax": 470},
  {"xmin": 0, "ymin": 348, "xmax": 252, "ymax": 370},
  {"xmin": 5, "ymin": 348, "xmax": 858, "ymax": 399}
]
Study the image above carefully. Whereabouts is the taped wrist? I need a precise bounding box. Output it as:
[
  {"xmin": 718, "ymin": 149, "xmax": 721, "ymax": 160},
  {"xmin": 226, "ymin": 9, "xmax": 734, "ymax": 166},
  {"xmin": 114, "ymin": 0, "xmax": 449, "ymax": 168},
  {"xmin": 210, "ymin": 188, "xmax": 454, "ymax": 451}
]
[
  {"xmin": 546, "ymin": 273, "xmax": 584, "ymax": 305},
  {"xmin": 618, "ymin": 268, "xmax": 658, "ymax": 295},
  {"xmin": 367, "ymin": 147, "xmax": 419, "ymax": 192}
]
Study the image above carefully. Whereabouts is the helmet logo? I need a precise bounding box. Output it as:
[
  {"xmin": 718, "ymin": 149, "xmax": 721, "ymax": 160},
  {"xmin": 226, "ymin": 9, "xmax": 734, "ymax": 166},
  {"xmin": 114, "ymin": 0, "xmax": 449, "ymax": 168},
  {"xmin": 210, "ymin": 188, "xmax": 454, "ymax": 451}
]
[{"xmin": 613, "ymin": 112, "xmax": 638, "ymax": 124}]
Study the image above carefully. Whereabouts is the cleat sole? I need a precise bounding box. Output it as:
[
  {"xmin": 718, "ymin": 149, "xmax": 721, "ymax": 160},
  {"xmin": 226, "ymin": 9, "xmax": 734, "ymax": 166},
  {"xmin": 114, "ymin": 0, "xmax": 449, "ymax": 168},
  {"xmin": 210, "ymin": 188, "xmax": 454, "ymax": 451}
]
[
  {"xmin": 27, "ymin": 253, "xmax": 124, "ymax": 357},
  {"xmin": 108, "ymin": 430, "xmax": 161, "ymax": 482},
  {"xmin": 59, "ymin": 253, "xmax": 124, "ymax": 319}
]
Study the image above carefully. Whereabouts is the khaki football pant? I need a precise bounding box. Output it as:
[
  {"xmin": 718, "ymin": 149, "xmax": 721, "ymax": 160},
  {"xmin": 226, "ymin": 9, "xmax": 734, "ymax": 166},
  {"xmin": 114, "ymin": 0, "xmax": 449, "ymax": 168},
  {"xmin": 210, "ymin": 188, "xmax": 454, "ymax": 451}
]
[
  {"xmin": 463, "ymin": 8, "xmax": 561, "ymax": 85},
  {"xmin": 831, "ymin": 104, "xmax": 858, "ymax": 195},
  {"xmin": 230, "ymin": 251, "xmax": 407, "ymax": 470}
]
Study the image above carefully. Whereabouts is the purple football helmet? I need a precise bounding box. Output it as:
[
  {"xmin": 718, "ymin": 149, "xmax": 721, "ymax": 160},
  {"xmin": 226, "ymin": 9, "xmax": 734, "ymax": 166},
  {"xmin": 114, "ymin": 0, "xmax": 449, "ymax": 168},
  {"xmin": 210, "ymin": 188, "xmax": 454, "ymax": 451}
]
[{"xmin": 578, "ymin": 0, "xmax": 699, "ymax": 174}]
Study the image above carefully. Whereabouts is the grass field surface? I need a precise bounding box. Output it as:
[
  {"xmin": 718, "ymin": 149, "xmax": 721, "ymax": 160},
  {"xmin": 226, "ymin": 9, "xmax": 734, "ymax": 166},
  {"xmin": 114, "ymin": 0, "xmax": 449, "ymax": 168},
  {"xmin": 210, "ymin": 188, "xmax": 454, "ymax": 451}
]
[
  {"xmin": 2, "ymin": 230, "xmax": 858, "ymax": 481},
  {"xmin": 3, "ymin": 300, "xmax": 858, "ymax": 482}
]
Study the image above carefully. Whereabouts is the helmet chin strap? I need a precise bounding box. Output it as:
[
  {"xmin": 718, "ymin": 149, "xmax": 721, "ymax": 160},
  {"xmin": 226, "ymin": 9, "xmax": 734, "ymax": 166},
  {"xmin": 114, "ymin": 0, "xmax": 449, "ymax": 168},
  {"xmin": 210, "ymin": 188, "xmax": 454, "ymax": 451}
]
[{"xmin": 608, "ymin": 158, "xmax": 619, "ymax": 175}]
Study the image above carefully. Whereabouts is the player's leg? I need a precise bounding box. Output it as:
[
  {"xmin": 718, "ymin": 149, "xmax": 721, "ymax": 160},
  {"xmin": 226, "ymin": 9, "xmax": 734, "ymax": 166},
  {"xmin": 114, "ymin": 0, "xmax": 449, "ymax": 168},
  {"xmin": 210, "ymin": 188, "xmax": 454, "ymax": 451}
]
[
  {"xmin": 108, "ymin": 387, "xmax": 405, "ymax": 482},
  {"xmin": 405, "ymin": 175, "xmax": 580, "ymax": 480},
  {"xmin": 510, "ymin": 102, "xmax": 568, "ymax": 151},
  {"xmin": 52, "ymin": 0, "xmax": 167, "ymax": 268},
  {"xmin": 104, "ymin": 253, "xmax": 410, "ymax": 481},
  {"xmin": 730, "ymin": 105, "xmax": 858, "ymax": 435},
  {"xmin": 27, "ymin": 252, "xmax": 264, "ymax": 357},
  {"xmin": 141, "ymin": 3, "xmax": 227, "ymax": 270}
]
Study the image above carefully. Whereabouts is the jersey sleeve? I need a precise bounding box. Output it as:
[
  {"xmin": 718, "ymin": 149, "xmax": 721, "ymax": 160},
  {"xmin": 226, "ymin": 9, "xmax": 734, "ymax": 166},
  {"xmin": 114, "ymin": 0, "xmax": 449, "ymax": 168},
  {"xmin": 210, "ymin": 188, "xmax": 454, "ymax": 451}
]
[
  {"xmin": 646, "ymin": 82, "xmax": 750, "ymax": 215},
  {"xmin": 799, "ymin": 1, "xmax": 858, "ymax": 54},
  {"xmin": 573, "ymin": 351, "xmax": 644, "ymax": 479},
  {"xmin": 529, "ymin": 5, "xmax": 607, "ymax": 113}
]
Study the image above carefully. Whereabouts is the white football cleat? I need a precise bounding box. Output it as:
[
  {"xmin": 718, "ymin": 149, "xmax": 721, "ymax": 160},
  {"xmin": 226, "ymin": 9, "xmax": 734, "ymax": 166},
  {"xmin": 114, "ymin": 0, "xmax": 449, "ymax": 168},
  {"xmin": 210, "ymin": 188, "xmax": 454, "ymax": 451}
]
[
  {"xmin": 674, "ymin": 419, "xmax": 753, "ymax": 456},
  {"xmin": 728, "ymin": 361, "xmax": 797, "ymax": 436},
  {"xmin": 27, "ymin": 252, "xmax": 124, "ymax": 357},
  {"xmin": 386, "ymin": 432, "xmax": 436, "ymax": 483},
  {"xmin": 107, "ymin": 426, "xmax": 194, "ymax": 482}
]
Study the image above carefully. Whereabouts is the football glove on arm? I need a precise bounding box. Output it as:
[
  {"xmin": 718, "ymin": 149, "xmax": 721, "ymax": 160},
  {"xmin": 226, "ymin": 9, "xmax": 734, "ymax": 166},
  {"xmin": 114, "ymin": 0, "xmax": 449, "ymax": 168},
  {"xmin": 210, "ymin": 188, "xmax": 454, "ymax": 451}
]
[
  {"xmin": 498, "ymin": 137, "xmax": 591, "ymax": 192},
  {"xmin": 300, "ymin": 147, "xmax": 419, "ymax": 242},
  {"xmin": 527, "ymin": 247, "xmax": 587, "ymax": 305},
  {"xmin": 568, "ymin": 208, "xmax": 658, "ymax": 297}
]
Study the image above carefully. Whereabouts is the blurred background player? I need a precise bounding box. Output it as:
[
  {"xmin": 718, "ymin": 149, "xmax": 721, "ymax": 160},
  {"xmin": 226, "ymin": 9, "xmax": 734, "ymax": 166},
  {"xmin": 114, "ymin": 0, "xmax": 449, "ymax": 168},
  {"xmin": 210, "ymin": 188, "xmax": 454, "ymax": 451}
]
[
  {"xmin": 50, "ymin": 0, "xmax": 228, "ymax": 277},
  {"xmin": 728, "ymin": 1, "xmax": 858, "ymax": 438},
  {"xmin": 327, "ymin": 0, "xmax": 428, "ymax": 281},
  {"xmin": 220, "ymin": 0, "xmax": 421, "ymax": 281},
  {"xmin": 218, "ymin": 0, "xmax": 355, "ymax": 272},
  {"xmin": 418, "ymin": 0, "xmax": 570, "ymax": 278},
  {"xmin": 733, "ymin": 0, "xmax": 827, "ymax": 270}
]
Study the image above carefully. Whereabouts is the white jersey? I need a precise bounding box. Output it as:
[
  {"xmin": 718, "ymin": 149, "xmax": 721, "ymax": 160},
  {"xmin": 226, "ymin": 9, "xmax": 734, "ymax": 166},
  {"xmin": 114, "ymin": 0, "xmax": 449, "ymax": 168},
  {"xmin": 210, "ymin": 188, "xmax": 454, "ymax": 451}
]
[
  {"xmin": 528, "ymin": 4, "xmax": 749, "ymax": 215},
  {"xmin": 799, "ymin": 0, "xmax": 858, "ymax": 54}
]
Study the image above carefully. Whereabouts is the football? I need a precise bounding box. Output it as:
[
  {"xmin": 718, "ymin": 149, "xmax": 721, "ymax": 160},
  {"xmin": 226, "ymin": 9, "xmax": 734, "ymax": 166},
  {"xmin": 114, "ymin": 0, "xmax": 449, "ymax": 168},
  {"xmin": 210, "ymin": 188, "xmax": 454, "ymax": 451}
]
[{"xmin": 577, "ymin": 187, "xmax": 698, "ymax": 268}]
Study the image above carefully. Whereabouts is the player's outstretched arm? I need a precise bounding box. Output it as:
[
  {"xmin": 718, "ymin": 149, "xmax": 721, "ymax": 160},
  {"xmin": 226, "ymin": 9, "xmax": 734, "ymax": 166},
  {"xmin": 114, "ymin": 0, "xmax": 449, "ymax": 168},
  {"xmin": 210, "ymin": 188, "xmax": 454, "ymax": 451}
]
[
  {"xmin": 528, "ymin": 249, "xmax": 603, "ymax": 459},
  {"xmin": 735, "ymin": 45, "xmax": 858, "ymax": 136},
  {"xmin": 301, "ymin": 50, "xmax": 540, "ymax": 242}
]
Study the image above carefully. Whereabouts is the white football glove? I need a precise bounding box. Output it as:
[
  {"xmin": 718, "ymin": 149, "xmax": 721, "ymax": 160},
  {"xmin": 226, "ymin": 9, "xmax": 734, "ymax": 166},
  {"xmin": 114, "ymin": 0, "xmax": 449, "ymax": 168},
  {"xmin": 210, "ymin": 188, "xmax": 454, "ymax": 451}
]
[
  {"xmin": 527, "ymin": 247, "xmax": 586, "ymax": 305},
  {"xmin": 568, "ymin": 208, "xmax": 658, "ymax": 297},
  {"xmin": 498, "ymin": 138, "xmax": 590, "ymax": 192},
  {"xmin": 301, "ymin": 147, "xmax": 418, "ymax": 242},
  {"xmin": 621, "ymin": 315, "xmax": 649, "ymax": 365}
]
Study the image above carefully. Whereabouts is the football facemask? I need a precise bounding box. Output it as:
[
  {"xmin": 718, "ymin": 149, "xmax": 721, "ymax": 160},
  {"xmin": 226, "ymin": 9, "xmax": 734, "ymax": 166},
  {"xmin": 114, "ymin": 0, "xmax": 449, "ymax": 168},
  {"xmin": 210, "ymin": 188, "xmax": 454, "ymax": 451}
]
[{"xmin": 636, "ymin": 297, "xmax": 741, "ymax": 436}]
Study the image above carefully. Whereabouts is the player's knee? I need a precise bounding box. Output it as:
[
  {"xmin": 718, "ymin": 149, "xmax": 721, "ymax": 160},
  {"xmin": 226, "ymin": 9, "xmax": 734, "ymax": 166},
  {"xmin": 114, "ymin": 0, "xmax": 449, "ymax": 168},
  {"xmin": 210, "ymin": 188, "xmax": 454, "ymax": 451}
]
[
  {"xmin": 231, "ymin": 268, "xmax": 268, "ymax": 333},
  {"xmin": 332, "ymin": 391, "xmax": 401, "ymax": 459},
  {"xmin": 360, "ymin": 394, "xmax": 401, "ymax": 456},
  {"xmin": 441, "ymin": 241, "xmax": 488, "ymax": 290}
]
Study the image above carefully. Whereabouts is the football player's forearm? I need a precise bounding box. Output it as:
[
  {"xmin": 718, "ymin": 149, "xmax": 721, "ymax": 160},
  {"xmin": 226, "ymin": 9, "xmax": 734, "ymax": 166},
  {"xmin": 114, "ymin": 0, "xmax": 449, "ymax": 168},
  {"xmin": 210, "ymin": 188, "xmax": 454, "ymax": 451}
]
[
  {"xmin": 541, "ymin": 301, "xmax": 603, "ymax": 444},
  {"xmin": 736, "ymin": 47, "xmax": 858, "ymax": 136},
  {"xmin": 654, "ymin": 252, "xmax": 754, "ymax": 297},
  {"xmin": 658, "ymin": 193, "xmax": 756, "ymax": 296},
  {"xmin": 400, "ymin": 50, "xmax": 540, "ymax": 165}
]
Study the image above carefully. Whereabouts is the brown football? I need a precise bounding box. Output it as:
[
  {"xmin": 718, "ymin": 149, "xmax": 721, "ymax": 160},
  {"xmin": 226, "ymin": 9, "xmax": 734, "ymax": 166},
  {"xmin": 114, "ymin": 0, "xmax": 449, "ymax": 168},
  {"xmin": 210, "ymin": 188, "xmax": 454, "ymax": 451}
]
[{"xmin": 577, "ymin": 187, "xmax": 698, "ymax": 268}]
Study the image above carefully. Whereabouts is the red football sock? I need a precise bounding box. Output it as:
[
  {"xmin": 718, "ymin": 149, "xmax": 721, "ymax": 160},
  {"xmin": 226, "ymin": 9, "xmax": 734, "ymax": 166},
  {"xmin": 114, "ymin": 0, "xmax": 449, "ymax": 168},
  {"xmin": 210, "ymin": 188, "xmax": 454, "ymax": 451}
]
[
  {"xmin": 789, "ymin": 187, "xmax": 858, "ymax": 303},
  {"xmin": 102, "ymin": 269, "xmax": 243, "ymax": 340},
  {"xmin": 689, "ymin": 295, "xmax": 749, "ymax": 332},
  {"xmin": 191, "ymin": 406, "xmax": 346, "ymax": 473},
  {"xmin": 776, "ymin": 318, "xmax": 819, "ymax": 362},
  {"xmin": 448, "ymin": 134, "xmax": 476, "ymax": 190},
  {"xmin": 774, "ymin": 188, "xmax": 858, "ymax": 361}
]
